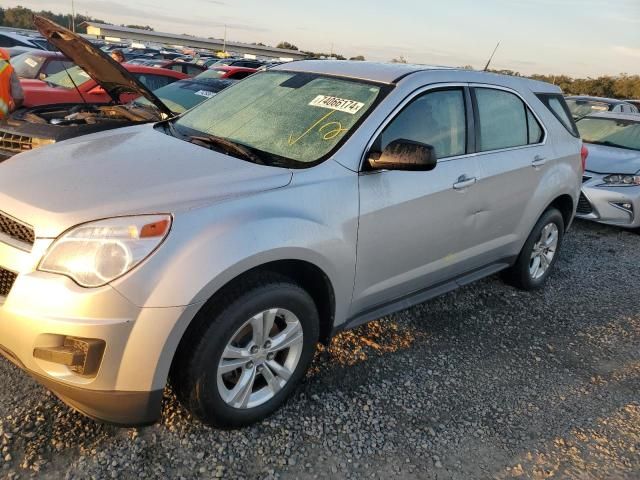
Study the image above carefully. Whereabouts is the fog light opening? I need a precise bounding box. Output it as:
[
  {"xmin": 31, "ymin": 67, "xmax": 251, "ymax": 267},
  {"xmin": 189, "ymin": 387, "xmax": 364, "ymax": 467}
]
[
  {"xmin": 611, "ymin": 202, "xmax": 634, "ymax": 214},
  {"xmin": 33, "ymin": 337, "xmax": 105, "ymax": 376}
]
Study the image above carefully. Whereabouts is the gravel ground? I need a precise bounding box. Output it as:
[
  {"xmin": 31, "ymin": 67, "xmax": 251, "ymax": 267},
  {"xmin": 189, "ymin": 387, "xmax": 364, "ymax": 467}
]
[{"xmin": 0, "ymin": 220, "xmax": 639, "ymax": 480}]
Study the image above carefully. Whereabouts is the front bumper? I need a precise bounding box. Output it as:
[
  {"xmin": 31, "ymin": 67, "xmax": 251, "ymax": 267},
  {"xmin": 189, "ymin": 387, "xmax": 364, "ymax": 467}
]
[
  {"xmin": 576, "ymin": 173, "xmax": 640, "ymax": 228},
  {"xmin": 0, "ymin": 239, "xmax": 192, "ymax": 425}
]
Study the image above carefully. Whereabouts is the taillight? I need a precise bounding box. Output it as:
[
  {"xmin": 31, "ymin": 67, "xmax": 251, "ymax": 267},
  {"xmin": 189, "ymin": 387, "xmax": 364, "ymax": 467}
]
[{"xmin": 580, "ymin": 145, "xmax": 589, "ymax": 172}]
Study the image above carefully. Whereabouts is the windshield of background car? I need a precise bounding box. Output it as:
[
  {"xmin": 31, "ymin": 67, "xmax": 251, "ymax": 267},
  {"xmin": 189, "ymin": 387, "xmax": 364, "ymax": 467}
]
[
  {"xmin": 566, "ymin": 99, "xmax": 610, "ymax": 119},
  {"xmin": 577, "ymin": 117, "xmax": 640, "ymax": 151},
  {"xmin": 134, "ymin": 78, "xmax": 236, "ymax": 113},
  {"xmin": 175, "ymin": 71, "xmax": 384, "ymax": 165},
  {"xmin": 44, "ymin": 65, "xmax": 91, "ymax": 89},
  {"xmin": 10, "ymin": 52, "xmax": 45, "ymax": 78}
]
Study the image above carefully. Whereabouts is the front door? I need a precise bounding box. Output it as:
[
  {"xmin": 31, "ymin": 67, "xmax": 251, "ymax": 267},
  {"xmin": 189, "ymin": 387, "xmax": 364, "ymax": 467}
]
[{"xmin": 352, "ymin": 86, "xmax": 482, "ymax": 314}]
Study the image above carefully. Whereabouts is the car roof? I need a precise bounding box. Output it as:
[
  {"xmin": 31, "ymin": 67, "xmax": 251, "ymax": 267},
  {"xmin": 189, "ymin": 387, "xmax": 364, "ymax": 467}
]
[
  {"xmin": 585, "ymin": 112, "xmax": 640, "ymax": 122},
  {"xmin": 212, "ymin": 66, "xmax": 257, "ymax": 73},
  {"xmin": 270, "ymin": 60, "xmax": 559, "ymax": 92},
  {"xmin": 272, "ymin": 60, "xmax": 452, "ymax": 84},
  {"xmin": 14, "ymin": 50, "xmax": 66, "ymax": 59},
  {"xmin": 124, "ymin": 64, "xmax": 189, "ymax": 78},
  {"xmin": 565, "ymin": 95, "xmax": 630, "ymax": 105}
]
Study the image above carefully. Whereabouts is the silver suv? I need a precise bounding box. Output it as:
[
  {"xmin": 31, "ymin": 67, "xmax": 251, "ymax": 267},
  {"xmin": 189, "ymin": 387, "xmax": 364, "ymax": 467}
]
[{"xmin": 0, "ymin": 61, "xmax": 582, "ymax": 427}]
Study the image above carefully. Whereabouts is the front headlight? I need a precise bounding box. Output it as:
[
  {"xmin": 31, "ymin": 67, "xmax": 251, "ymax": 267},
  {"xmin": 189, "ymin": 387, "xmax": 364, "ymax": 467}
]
[
  {"xmin": 39, "ymin": 215, "xmax": 171, "ymax": 287},
  {"xmin": 601, "ymin": 174, "xmax": 640, "ymax": 186},
  {"xmin": 31, "ymin": 137, "xmax": 56, "ymax": 149}
]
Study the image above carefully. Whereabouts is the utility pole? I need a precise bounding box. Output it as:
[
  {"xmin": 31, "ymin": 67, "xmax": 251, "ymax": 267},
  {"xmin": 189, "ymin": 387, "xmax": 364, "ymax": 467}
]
[
  {"xmin": 71, "ymin": 0, "xmax": 76, "ymax": 32},
  {"xmin": 223, "ymin": 24, "xmax": 227, "ymax": 56}
]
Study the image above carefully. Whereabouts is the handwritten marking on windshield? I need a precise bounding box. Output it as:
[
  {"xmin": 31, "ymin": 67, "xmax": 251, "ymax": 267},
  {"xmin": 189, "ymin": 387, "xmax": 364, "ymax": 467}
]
[{"xmin": 288, "ymin": 110, "xmax": 348, "ymax": 146}]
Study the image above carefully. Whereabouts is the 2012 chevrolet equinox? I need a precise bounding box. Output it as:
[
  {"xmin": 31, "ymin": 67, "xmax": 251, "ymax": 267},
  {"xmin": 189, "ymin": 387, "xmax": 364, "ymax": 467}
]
[{"xmin": 0, "ymin": 60, "xmax": 583, "ymax": 427}]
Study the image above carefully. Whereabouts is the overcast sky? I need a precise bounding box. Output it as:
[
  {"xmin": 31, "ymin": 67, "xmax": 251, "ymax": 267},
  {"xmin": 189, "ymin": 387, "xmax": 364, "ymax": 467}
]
[{"xmin": 7, "ymin": 0, "xmax": 640, "ymax": 77}]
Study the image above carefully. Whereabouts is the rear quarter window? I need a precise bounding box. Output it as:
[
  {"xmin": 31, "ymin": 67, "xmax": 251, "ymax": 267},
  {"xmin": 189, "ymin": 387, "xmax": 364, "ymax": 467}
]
[{"xmin": 536, "ymin": 94, "xmax": 579, "ymax": 137}]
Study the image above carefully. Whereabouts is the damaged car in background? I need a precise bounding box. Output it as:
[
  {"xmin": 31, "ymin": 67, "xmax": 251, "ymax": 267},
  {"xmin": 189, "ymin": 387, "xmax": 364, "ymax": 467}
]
[{"xmin": 0, "ymin": 16, "xmax": 187, "ymax": 161}]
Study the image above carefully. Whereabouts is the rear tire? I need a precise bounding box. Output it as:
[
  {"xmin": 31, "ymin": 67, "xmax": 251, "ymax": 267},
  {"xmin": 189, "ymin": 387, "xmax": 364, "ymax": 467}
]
[
  {"xmin": 502, "ymin": 208, "xmax": 564, "ymax": 290},
  {"xmin": 172, "ymin": 273, "xmax": 319, "ymax": 428}
]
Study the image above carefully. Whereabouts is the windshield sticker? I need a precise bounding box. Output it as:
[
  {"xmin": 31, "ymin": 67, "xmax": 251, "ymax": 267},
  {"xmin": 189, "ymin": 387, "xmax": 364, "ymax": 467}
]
[
  {"xmin": 194, "ymin": 90, "xmax": 216, "ymax": 98},
  {"xmin": 309, "ymin": 95, "xmax": 365, "ymax": 115},
  {"xmin": 288, "ymin": 110, "xmax": 348, "ymax": 146},
  {"xmin": 24, "ymin": 58, "xmax": 38, "ymax": 68}
]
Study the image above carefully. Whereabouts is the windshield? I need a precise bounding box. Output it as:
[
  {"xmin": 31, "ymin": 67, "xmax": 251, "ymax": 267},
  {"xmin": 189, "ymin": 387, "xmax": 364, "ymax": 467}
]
[
  {"xmin": 577, "ymin": 117, "xmax": 640, "ymax": 151},
  {"xmin": 11, "ymin": 52, "xmax": 45, "ymax": 79},
  {"xmin": 566, "ymin": 99, "xmax": 611, "ymax": 119},
  {"xmin": 174, "ymin": 71, "xmax": 385, "ymax": 166},
  {"xmin": 44, "ymin": 65, "xmax": 92, "ymax": 89},
  {"xmin": 134, "ymin": 78, "xmax": 236, "ymax": 114}
]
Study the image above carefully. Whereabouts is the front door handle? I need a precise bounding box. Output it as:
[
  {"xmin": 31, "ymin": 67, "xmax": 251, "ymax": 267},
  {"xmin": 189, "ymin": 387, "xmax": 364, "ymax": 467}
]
[
  {"xmin": 532, "ymin": 155, "xmax": 547, "ymax": 168},
  {"xmin": 453, "ymin": 175, "xmax": 477, "ymax": 190}
]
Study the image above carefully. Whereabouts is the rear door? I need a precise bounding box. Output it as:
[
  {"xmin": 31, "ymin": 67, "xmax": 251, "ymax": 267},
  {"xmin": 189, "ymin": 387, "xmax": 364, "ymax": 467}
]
[
  {"xmin": 353, "ymin": 85, "xmax": 483, "ymax": 314},
  {"xmin": 467, "ymin": 85, "xmax": 551, "ymax": 264}
]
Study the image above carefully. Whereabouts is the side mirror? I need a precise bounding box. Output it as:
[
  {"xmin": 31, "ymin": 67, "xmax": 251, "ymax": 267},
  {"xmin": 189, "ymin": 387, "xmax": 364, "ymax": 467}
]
[{"xmin": 368, "ymin": 139, "xmax": 437, "ymax": 171}]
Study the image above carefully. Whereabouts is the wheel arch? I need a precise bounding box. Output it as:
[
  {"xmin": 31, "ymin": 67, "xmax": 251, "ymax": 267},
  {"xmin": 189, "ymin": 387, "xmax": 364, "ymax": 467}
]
[
  {"xmin": 167, "ymin": 258, "xmax": 336, "ymax": 387},
  {"xmin": 548, "ymin": 193, "xmax": 574, "ymax": 231}
]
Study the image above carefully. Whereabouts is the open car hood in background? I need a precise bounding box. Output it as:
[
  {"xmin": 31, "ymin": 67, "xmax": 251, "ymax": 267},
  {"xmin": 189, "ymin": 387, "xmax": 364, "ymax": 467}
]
[{"xmin": 33, "ymin": 15, "xmax": 174, "ymax": 117}]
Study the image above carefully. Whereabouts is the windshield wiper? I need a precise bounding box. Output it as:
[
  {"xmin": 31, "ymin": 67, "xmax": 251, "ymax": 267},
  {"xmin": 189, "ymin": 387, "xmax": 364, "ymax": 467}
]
[{"xmin": 189, "ymin": 134, "xmax": 266, "ymax": 165}]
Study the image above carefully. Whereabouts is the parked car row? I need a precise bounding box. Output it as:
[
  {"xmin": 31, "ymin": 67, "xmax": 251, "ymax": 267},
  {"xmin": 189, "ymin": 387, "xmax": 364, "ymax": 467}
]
[
  {"xmin": 0, "ymin": 19, "xmax": 260, "ymax": 161},
  {"xmin": 565, "ymin": 95, "xmax": 639, "ymax": 119},
  {"xmin": 0, "ymin": 16, "xmax": 637, "ymax": 431}
]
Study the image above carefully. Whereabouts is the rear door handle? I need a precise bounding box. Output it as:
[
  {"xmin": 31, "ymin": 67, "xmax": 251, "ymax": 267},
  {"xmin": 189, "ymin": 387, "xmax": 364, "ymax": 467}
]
[
  {"xmin": 532, "ymin": 155, "xmax": 547, "ymax": 168},
  {"xmin": 453, "ymin": 175, "xmax": 477, "ymax": 190}
]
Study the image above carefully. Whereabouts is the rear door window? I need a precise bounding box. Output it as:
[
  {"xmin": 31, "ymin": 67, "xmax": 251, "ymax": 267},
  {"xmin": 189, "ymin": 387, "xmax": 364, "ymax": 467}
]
[{"xmin": 474, "ymin": 88, "xmax": 542, "ymax": 151}]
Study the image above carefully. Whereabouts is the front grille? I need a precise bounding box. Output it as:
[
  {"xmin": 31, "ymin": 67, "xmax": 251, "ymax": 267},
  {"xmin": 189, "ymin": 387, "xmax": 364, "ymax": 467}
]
[
  {"xmin": 0, "ymin": 131, "xmax": 32, "ymax": 153},
  {"xmin": 0, "ymin": 212, "xmax": 35, "ymax": 246},
  {"xmin": 0, "ymin": 267, "xmax": 17, "ymax": 298},
  {"xmin": 577, "ymin": 192, "xmax": 593, "ymax": 214}
]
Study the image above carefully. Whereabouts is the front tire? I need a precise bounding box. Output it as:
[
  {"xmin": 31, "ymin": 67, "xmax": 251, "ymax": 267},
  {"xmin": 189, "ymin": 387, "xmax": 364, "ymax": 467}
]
[
  {"xmin": 502, "ymin": 208, "xmax": 565, "ymax": 290},
  {"xmin": 172, "ymin": 274, "xmax": 319, "ymax": 428}
]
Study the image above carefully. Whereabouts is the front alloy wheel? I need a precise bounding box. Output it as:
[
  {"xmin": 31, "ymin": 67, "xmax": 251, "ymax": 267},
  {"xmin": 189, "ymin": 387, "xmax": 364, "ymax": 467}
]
[
  {"xmin": 217, "ymin": 308, "xmax": 304, "ymax": 409},
  {"xmin": 172, "ymin": 274, "xmax": 319, "ymax": 428}
]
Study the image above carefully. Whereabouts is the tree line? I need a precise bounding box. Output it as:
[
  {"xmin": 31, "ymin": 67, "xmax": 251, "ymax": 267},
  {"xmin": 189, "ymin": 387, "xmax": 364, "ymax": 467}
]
[
  {"xmin": 0, "ymin": 6, "xmax": 152, "ymax": 33},
  {"xmin": 484, "ymin": 69, "xmax": 640, "ymax": 100}
]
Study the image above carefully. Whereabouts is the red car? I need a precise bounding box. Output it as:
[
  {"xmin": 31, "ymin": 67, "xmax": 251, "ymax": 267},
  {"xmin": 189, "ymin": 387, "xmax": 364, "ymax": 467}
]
[
  {"xmin": 10, "ymin": 50, "xmax": 73, "ymax": 80},
  {"xmin": 21, "ymin": 64, "xmax": 188, "ymax": 107},
  {"xmin": 207, "ymin": 66, "xmax": 258, "ymax": 79}
]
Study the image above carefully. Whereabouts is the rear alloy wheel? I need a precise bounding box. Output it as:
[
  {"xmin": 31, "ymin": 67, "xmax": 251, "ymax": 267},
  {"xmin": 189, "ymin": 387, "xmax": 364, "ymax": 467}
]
[
  {"xmin": 528, "ymin": 222, "xmax": 559, "ymax": 280},
  {"xmin": 172, "ymin": 274, "xmax": 319, "ymax": 428},
  {"xmin": 502, "ymin": 208, "xmax": 564, "ymax": 290}
]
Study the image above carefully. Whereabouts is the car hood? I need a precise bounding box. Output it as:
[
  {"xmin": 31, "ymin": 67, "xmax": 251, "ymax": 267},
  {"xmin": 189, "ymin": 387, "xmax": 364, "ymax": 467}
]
[
  {"xmin": 33, "ymin": 16, "xmax": 174, "ymax": 117},
  {"xmin": 0, "ymin": 124, "xmax": 292, "ymax": 238},
  {"xmin": 585, "ymin": 143, "xmax": 640, "ymax": 175}
]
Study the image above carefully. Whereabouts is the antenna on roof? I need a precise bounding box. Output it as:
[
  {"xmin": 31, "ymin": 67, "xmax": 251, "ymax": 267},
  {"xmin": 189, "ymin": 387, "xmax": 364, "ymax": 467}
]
[{"xmin": 483, "ymin": 41, "xmax": 500, "ymax": 71}]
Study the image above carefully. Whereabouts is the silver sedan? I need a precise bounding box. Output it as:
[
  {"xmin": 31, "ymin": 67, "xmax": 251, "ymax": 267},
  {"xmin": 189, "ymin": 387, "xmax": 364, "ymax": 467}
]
[{"xmin": 576, "ymin": 112, "xmax": 640, "ymax": 229}]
